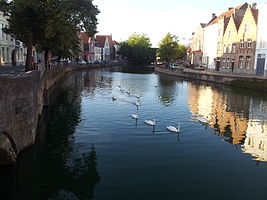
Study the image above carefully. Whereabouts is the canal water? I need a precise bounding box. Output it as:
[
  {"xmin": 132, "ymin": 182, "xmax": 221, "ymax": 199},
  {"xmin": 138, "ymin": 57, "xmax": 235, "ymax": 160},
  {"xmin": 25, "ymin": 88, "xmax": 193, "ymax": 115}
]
[{"xmin": 2, "ymin": 65, "xmax": 267, "ymax": 200}]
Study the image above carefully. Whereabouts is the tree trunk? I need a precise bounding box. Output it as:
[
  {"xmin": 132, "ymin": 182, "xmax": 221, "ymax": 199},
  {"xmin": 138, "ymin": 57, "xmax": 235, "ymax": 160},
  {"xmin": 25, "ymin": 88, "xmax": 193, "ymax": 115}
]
[
  {"xmin": 44, "ymin": 49, "xmax": 49, "ymax": 69},
  {"xmin": 25, "ymin": 33, "xmax": 33, "ymax": 72}
]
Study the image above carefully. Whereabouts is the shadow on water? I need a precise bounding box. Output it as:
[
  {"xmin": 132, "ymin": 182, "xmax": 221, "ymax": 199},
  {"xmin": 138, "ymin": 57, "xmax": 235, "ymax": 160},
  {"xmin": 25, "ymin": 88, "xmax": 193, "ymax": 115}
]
[
  {"xmin": 156, "ymin": 75, "xmax": 179, "ymax": 106},
  {"xmin": 0, "ymin": 72, "xmax": 100, "ymax": 200},
  {"xmin": 111, "ymin": 65, "xmax": 155, "ymax": 74}
]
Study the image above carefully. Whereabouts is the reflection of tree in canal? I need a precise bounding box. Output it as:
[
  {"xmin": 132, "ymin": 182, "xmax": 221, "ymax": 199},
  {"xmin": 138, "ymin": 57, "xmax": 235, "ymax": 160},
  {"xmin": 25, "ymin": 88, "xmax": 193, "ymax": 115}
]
[
  {"xmin": 40, "ymin": 78, "xmax": 100, "ymax": 199},
  {"xmin": 114, "ymin": 65, "xmax": 154, "ymax": 74},
  {"xmin": 157, "ymin": 75, "xmax": 178, "ymax": 106},
  {"xmin": 83, "ymin": 69, "xmax": 113, "ymax": 98}
]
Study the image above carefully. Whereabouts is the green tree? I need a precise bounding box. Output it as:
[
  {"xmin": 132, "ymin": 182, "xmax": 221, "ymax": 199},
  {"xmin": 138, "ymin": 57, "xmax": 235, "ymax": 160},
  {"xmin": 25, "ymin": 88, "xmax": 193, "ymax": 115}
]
[
  {"xmin": 0, "ymin": 0, "xmax": 99, "ymax": 71},
  {"xmin": 157, "ymin": 33, "xmax": 187, "ymax": 63},
  {"xmin": 118, "ymin": 33, "xmax": 156, "ymax": 64}
]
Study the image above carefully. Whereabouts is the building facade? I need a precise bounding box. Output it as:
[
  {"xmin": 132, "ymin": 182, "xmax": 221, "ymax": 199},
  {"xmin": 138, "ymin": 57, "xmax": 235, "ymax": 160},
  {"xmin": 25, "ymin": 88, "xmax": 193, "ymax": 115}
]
[
  {"xmin": 235, "ymin": 5, "xmax": 258, "ymax": 74},
  {"xmin": 216, "ymin": 4, "xmax": 248, "ymax": 71},
  {"xmin": 0, "ymin": 11, "xmax": 25, "ymax": 66},
  {"xmin": 202, "ymin": 19, "xmax": 218, "ymax": 70},
  {"xmin": 254, "ymin": 3, "xmax": 267, "ymax": 76},
  {"xmin": 190, "ymin": 23, "xmax": 206, "ymax": 67}
]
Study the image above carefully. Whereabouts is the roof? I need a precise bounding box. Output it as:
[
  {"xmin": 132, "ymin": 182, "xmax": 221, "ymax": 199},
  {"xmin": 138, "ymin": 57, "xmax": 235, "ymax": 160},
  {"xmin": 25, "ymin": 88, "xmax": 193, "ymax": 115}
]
[
  {"xmin": 95, "ymin": 35, "xmax": 113, "ymax": 48},
  {"xmin": 200, "ymin": 23, "xmax": 207, "ymax": 28},
  {"xmin": 80, "ymin": 32, "xmax": 89, "ymax": 44},
  {"xmin": 251, "ymin": 8, "xmax": 258, "ymax": 24},
  {"xmin": 208, "ymin": 3, "xmax": 248, "ymax": 26},
  {"xmin": 234, "ymin": 18, "xmax": 242, "ymax": 30},
  {"xmin": 112, "ymin": 40, "xmax": 119, "ymax": 45}
]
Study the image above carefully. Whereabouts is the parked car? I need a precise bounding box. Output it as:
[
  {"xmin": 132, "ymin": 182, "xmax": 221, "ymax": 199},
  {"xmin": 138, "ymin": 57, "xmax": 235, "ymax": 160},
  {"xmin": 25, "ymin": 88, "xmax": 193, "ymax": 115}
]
[
  {"xmin": 78, "ymin": 60, "xmax": 87, "ymax": 65},
  {"xmin": 194, "ymin": 66, "xmax": 206, "ymax": 71}
]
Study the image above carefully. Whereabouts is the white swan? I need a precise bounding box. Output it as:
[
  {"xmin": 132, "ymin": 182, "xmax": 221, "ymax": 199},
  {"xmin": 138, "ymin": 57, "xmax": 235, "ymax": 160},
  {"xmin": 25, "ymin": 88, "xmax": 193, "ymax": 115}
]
[
  {"xmin": 118, "ymin": 85, "xmax": 124, "ymax": 93},
  {"xmin": 135, "ymin": 101, "xmax": 140, "ymax": 106},
  {"xmin": 125, "ymin": 91, "xmax": 131, "ymax": 96},
  {"xmin": 145, "ymin": 118, "xmax": 155, "ymax": 126},
  {"xmin": 131, "ymin": 112, "xmax": 138, "ymax": 119},
  {"xmin": 198, "ymin": 117, "xmax": 208, "ymax": 124},
  {"xmin": 112, "ymin": 96, "xmax": 117, "ymax": 101},
  {"xmin": 133, "ymin": 94, "xmax": 141, "ymax": 100},
  {"xmin": 167, "ymin": 123, "xmax": 180, "ymax": 133}
]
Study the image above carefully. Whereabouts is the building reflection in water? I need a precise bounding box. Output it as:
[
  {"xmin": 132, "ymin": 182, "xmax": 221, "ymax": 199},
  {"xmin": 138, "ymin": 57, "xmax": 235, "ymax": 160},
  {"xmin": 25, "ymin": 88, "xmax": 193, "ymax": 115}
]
[
  {"xmin": 188, "ymin": 83, "xmax": 250, "ymax": 145},
  {"xmin": 187, "ymin": 83, "xmax": 267, "ymax": 162},
  {"xmin": 243, "ymin": 99, "xmax": 267, "ymax": 161}
]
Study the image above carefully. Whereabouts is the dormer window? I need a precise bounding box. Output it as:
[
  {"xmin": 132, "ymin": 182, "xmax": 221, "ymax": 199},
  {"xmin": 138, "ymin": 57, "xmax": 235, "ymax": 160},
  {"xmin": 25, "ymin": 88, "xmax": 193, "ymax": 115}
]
[
  {"xmin": 240, "ymin": 39, "xmax": 244, "ymax": 48},
  {"xmin": 247, "ymin": 38, "xmax": 252, "ymax": 48}
]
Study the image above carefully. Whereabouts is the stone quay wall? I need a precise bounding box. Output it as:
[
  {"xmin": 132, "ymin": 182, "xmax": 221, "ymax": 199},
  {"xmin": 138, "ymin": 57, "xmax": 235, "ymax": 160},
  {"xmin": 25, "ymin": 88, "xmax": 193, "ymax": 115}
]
[
  {"xmin": 155, "ymin": 66, "xmax": 267, "ymax": 87},
  {"xmin": 0, "ymin": 71, "xmax": 41, "ymax": 164},
  {"xmin": 0, "ymin": 63, "xmax": 123, "ymax": 164}
]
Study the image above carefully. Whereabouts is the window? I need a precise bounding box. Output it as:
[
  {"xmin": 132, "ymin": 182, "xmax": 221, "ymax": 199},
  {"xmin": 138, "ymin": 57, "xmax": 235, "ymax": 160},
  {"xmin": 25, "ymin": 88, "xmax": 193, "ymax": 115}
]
[
  {"xmin": 224, "ymin": 45, "xmax": 227, "ymax": 53},
  {"xmin": 222, "ymin": 58, "xmax": 226, "ymax": 68},
  {"xmin": 1, "ymin": 24, "xmax": 4, "ymax": 40},
  {"xmin": 6, "ymin": 47, "xmax": 9, "ymax": 62},
  {"xmin": 232, "ymin": 44, "xmax": 237, "ymax": 53},
  {"xmin": 240, "ymin": 39, "xmax": 245, "ymax": 48},
  {"xmin": 246, "ymin": 56, "xmax": 251, "ymax": 69},
  {"xmin": 239, "ymin": 56, "xmax": 243, "ymax": 68},
  {"xmin": 2, "ymin": 47, "xmax": 5, "ymax": 62},
  {"xmin": 260, "ymin": 37, "xmax": 265, "ymax": 48},
  {"xmin": 227, "ymin": 58, "xmax": 231, "ymax": 68},
  {"xmin": 258, "ymin": 54, "xmax": 266, "ymax": 58},
  {"xmin": 247, "ymin": 38, "xmax": 252, "ymax": 48},
  {"xmin": 227, "ymin": 44, "xmax": 231, "ymax": 53},
  {"xmin": 228, "ymin": 31, "xmax": 232, "ymax": 40},
  {"xmin": 217, "ymin": 42, "xmax": 222, "ymax": 53},
  {"xmin": 244, "ymin": 23, "xmax": 250, "ymax": 33},
  {"xmin": 218, "ymin": 29, "xmax": 222, "ymax": 37}
]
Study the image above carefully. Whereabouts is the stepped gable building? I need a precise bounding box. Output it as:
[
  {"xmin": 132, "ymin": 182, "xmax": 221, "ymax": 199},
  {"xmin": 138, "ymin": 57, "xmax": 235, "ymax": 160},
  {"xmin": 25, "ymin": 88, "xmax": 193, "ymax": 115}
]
[
  {"xmin": 80, "ymin": 32, "xmax": 90, "ymax": 61},
  {"xmin": 95, "ymin": 35, "xmax": 114, "ymax": 63},
  {"xmin": 220, "ymin": 4, "xmax": 258, "ymax": 74},
  {"xmin": 202, "ymin": 3, "xmax": 249, "ymax": 71}
]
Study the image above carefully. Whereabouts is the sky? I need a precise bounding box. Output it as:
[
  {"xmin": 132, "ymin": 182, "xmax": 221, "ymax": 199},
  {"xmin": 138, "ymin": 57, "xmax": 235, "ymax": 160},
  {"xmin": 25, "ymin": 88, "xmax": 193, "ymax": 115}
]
[{"xmin": 93, "ymin": 0, "xmax": 265, "ymax": 47}]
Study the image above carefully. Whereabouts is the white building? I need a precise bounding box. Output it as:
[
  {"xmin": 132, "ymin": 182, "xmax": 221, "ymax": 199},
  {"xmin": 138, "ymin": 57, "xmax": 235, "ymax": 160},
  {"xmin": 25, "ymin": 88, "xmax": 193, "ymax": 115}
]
[
  {"xmin": 0, "ymin": 11, "xmax": 25, "ymax": 67},
  {"xmin": 202, "ymin": 22, "xmax": 218, "ymax": 70},
  {"xmin": 254, "ymin": 3, "xmax": 267, "ymax": 76}
]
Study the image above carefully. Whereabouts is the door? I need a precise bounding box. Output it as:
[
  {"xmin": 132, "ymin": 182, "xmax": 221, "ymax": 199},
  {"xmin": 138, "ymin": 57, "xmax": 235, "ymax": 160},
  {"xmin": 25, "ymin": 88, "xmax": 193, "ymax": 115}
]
[
  {"xmin": 231, "ymin": 62, "xmax": 235, "ymax": 72},
  {"xmin": 256, "ymin": 58, "xmax": 265, "ymax": 76},
  {"xmin": 216, "ymin": 61, "xmax": 220, "ymax": 71}
]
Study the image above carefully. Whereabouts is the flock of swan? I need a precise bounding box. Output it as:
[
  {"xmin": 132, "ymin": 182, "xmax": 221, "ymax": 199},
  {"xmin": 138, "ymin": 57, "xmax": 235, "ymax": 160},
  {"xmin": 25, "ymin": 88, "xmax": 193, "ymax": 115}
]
[{"xmin": 112, "ymin": 85, "xmax": 210, "ymax": 134}]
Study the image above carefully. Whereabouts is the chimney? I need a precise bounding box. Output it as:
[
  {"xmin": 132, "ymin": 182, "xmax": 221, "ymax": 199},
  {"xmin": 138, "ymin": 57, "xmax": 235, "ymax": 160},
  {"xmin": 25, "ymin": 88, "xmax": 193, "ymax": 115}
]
[
  {"xmin": 192, "ymin": 32, "xmax": 195, "ymax": 36},
  {"xmin": 212, "ymin": 13, "xmax": 216, "ymax": 18},
  {"xmin": 228, "ymin": 7, "xmax": 233, "ymax": 11},
  {"xmin": 252, "ymin": 3, "xmax": 257, "ymax": 9}
]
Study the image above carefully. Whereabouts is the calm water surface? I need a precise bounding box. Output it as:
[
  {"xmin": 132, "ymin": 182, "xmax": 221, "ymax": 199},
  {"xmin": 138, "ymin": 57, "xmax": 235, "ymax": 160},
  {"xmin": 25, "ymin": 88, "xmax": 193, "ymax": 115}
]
[{"xmin": 2, "ymin": 65, "xmax": 267, "ymax": 200}]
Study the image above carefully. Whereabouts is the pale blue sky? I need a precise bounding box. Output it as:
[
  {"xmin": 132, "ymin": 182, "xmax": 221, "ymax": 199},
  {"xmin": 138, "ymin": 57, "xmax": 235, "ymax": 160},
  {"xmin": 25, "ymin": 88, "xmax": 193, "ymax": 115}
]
[{"xmin": 93, "ymin": 0, "xmax": 265, "ymax": 47}]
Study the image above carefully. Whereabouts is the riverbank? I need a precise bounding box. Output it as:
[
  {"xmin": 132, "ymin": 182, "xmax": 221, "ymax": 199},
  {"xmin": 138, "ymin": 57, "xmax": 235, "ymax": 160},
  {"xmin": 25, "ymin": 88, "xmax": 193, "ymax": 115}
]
[
  {"xmin": 0, "ymin": 63, "xmax": 123, "ymax": 164},
  {"xmin": 155, "ymin": 65, "xmax": 267, "ymax": 92}
]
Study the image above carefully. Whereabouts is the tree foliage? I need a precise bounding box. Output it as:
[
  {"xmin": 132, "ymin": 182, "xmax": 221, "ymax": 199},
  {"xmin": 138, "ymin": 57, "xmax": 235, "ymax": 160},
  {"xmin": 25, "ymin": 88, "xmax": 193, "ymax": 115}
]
[
  {"xmin": 0, "ymin": 0, "xmax": 99, "ymax": 71},
  {"xmin": 118, "ymin": 33, "xmax": 156, "ymax": 64},
  {"xmin": 157, "ymin": 33, "xmax": 187, "ymax": 63}
]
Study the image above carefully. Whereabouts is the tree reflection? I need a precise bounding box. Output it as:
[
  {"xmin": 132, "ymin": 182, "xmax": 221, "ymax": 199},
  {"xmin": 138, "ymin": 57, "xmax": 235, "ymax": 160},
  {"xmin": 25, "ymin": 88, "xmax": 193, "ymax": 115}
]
[
  {"xmin": 157, "ymin": 75, "xmax": 177, "ymax": 106},
  {"xmin": 40, "ymin": 84, "xmax": 100, "ymax": 200}
]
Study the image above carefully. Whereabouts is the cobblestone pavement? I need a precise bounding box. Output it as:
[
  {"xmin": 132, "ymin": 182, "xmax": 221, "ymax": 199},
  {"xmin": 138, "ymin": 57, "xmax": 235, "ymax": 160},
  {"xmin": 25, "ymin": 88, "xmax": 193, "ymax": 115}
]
[{"xmin": 0, "ymin": 65, "xmax": 25, "ymax": 76}]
